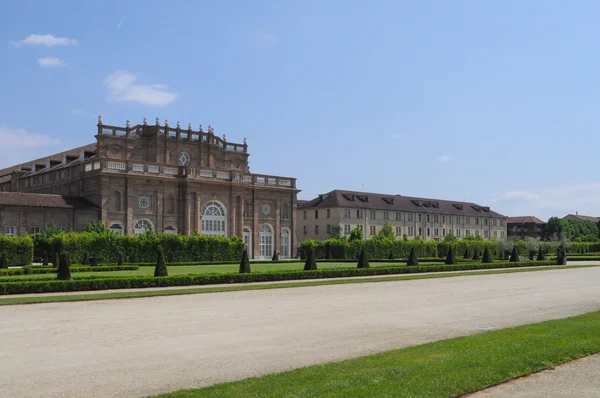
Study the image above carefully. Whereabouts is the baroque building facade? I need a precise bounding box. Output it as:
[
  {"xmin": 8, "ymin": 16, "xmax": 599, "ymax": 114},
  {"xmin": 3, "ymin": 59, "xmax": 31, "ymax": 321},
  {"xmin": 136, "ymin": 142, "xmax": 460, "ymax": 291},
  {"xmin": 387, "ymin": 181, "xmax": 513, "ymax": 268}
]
[
  {"xmin": 298, "ymin": 190, "xmax": 507, "ymax": 242},
  {"xmin": 0, "ymin": 118, "xmax": 299, "ymax": 259}
]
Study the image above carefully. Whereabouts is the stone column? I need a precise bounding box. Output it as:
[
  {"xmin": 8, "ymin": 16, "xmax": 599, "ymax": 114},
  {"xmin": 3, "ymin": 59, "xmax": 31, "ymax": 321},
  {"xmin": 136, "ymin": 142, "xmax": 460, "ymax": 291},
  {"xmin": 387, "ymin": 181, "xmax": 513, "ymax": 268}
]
[
  {"xmin": 275, "ymin": 198, "xmax": 281, "ymax": 256},
  {"xmin": 156, "ymin": 190, "xmax": 164, "ymax": 233},
  {"xmin": 291, "ymin": 198, "xmax": 298, "ymax": 259},
  {"xmin": 253, "ymin": 194, "xmax": 259, "ymax": 259},
  {"xmin": 184, "ymin": 192, "xmax": 191, "ymax": 236},
  {"xmin": 194, "ymin": 193, "xmax": 201, "ymax": 234},
  {"xmin": 237, "ymin": 196, "xmax": 244, "ymax": 237},
  {"xmin": 229, "ymin": 191, "xmax": 235, "ymax": 237}
]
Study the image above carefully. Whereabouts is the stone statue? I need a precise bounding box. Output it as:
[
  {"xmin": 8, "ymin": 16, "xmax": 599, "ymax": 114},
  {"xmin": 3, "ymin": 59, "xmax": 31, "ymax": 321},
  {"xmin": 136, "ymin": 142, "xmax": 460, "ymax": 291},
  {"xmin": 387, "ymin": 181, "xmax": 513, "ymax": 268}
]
[
  {"xmin": 208, "ymin": 125, "xmax": 214, "ymax": 134},
  {"xmin": 98, "ymin": 115, "xmax": 103, "ymax": 125},
  {"xmin": 199, "ymin": 124, "xmax": 204, "ymax": 133},
  {"xmin": 143, "ymin": 117, "xmax": 148, "ymax": 125},
  {"xmin": 156, "ymin": 117, "xmax": 160, "ymax": 126},
  {"xmin": 188, "ymin": 123, "xmax": 192, "ymax": 130},
  {"xmin": 126, "ymin": 120, "xmax": 130, "ymax": 128}
]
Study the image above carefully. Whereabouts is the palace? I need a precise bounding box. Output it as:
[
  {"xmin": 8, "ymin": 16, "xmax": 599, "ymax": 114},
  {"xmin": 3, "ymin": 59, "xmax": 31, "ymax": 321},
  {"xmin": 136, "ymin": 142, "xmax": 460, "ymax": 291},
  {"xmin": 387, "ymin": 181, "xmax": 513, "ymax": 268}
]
[{"xmin": 0, "ymin": 117, "xmax": 299, "ymax": 259}]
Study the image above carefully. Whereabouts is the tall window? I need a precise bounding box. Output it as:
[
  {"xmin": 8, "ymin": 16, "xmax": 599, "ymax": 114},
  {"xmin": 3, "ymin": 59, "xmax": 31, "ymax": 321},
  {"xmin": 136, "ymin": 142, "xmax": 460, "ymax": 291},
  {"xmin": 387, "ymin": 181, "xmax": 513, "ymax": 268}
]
[
  {"xmin": 383, "ymin": 211, "xmax": 389, "ymax": 220},
  {"xmin": 344, "ymin": 209, "xmax": 351, "ymax": 218},
  {"xmin": 315, "ymin": 210, "xmax": 319, "ymax": 219},
  {"xmin": 419, "ymin": 227, "xmax": 422, "ymax": 236},
  {"xmin": 408, "ymin": 213, "xmax": 414, "ymax": 222},
  {"xmin": 426, "ymin": 214, "xmax": 430, "ymax": 222},
  {"xmin": 427, "ymin": 228, "xmax": 430, "ymax": 237},
  {"xmin": 326, "ymin": 209, "xmax": 330, "ymax": 218},
  {"xmin": 370, "ymin": 225, "xmax": 376, "ymax": 235},
  {"xmin": 418, "ymin": 214, "xmax": 422, "ymax": 222},
  {"xmin": 303, "ymin": 226, "xmax": 307, "ymax": 235},
  {"xmin": 280, "ymin": 229, "xmax": 290, "ymax": 258},
  {"xmin": 370, "ymin": 210, "xmax": 376, "ymax": 219},
  {"xmin": 202, "ymin": 201, "xmax": 227, "ymax": 236},
  {"xmin": 5, "ymin": 226, "xmax": 16, "ymax": 237},
  {"xmin": 281, "ymin": 203, "xmax": 290, "ymax": 220},
  {"xmin": 344, "ymin": 224, "xmax": 351, "ymax": 234},
  {"xmin": 408, "ymin": 226, "xmax": 414, "ymax": 236},
  {"xmin": 259, "ymin": 224, "xmax": 273, "ymax": 258},
  {"xmin": 113, "ymin": 191, "xmax": 122, "ymax": 212},
  {"xmin": 243, "ymin": 200, "xmax": 252, "ymax": 218},
  {"xmin": 395, "ymin": 226, "xmax": 401, "ymax": 236},
  {"xmin": 448, "ymin": 216, "xmax": 452, "ymax": 223},
  {"xmin": 134, "ymin": 219, "xmax": 153, "ymax": 235},
  {"xmin": 303, "ymin": 211, "xmax": 307, "ymax": 220},
  {"xmin": 396, "ymin": 212, "xmax": 401, "ymax": 221},
  {"xmin": 356, "ymin": 209, "xmax": 363, "ymax": 218}
]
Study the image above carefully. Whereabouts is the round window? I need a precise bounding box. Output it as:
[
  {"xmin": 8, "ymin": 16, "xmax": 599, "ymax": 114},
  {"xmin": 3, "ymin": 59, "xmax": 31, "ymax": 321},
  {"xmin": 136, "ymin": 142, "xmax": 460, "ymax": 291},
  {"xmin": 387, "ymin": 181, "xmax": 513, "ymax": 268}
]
[
  {"xmin": 179, "ymin": 152, "xmax": 190, "ymax": 166},
  {"xmin": 262, "ymin": 204, "xmax": 270, "ymax": 215},
  {"xmin": 139, "ymin": 197, "xmax": 150, "ymax": 209}
]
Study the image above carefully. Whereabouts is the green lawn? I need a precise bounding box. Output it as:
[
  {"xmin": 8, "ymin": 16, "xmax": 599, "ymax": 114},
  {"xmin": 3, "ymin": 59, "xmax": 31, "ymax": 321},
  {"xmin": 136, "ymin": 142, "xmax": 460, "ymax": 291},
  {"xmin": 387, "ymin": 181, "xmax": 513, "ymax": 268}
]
[
  {"xmin": 0, "ymin": 261, "xmax": 432, "ymax": 281},
  {"xmin": 153, "ymin": 309, "xmax": 600, "ymax": 398}
]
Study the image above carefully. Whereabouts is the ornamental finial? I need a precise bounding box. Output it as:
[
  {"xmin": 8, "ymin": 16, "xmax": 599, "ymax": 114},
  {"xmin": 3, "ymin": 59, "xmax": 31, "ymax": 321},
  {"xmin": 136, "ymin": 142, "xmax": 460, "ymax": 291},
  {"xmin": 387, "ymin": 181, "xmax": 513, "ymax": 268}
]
[
  {"xmin": 244, "ymin": 137, "xmax": 247, "ymax": 145},
  {"xmin": 208, "ymin": 125, "xmax": 214, "ymax": 134},
  {"xmin": 199, "ymin": 124, "xmax": 204, "ymax": 133},
  {"xmin": 177, "ymin": 120, "xmax": 181, "ymax": 129},
  {"xmin": 126, "ymin": 120, "xmax": 130, "ymax": 128},
  {"xmin": 143, "ymin": 117, "xmax": 148, "ymax": 125},
  {"xmin": 223, "ymin": 133, "xmax": 227, "ymax": 141},
  {"xmin": 155, "ymin": 117, "xmax": 160, "ymax": 126},
  {"xmin": 165, "ymin": 119, "xmax": 169, "ymax": 127},
  {"xmin": 98, "ymin": 115, "xmax": 102, "ymax": 125},
  {"xmin": 188, "ymin": 122, "xmax": 192, "ymax": 130}
]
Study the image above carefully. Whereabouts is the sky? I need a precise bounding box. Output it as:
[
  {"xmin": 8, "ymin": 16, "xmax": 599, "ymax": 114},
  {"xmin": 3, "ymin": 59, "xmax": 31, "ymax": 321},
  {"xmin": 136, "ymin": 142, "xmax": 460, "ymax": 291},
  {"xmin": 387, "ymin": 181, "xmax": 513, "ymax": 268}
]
[{"xmin": 1, "ymin": 0, "xmax": 600, "ymax": 221}]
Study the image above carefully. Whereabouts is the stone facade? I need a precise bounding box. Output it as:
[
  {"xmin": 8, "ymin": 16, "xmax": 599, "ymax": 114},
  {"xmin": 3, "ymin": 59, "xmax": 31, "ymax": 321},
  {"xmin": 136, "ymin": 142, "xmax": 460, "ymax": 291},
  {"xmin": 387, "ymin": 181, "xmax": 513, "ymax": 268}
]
[{"xmin": 0, "ymin": 118, "xmax": 300, "ymax": 259}]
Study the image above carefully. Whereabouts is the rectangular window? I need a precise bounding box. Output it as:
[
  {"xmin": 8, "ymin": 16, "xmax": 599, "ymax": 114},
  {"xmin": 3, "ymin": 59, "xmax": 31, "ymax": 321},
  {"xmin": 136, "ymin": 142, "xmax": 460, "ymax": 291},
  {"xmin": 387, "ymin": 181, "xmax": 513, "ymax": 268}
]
[
  {"xmin": 418, "ymin": 214, "xmax": 422, "ymax": 222},
  {"xmin": 435, "ymin": 228, "xmax": 439, "ymax": 237},
  {"xmin": 484, "ymin": 218, "xmax": 488, "ymax": 226},
  {"xmin": 327, "ymin": 209, "xmax": 330, "ymax": 218},
  {"xmin": 408, "ymin": 213, "xmax": 414, "ymax": 222},
  {"xmin": 383, "ymin": 211, "xmax": 389, "ymax": 220},
  {"xmin": 476, "ymin": 218, "xmax": 480, "ymax": 225},
  {"xmin": 442, "ymin": 215, "xmax": 445, "ymax": 223},
  {"xmin": 457, "ymin": 216, "xmax": 461, "ymax": 224},
  {"xmin": 396, "ymin": 226, "xmax": 401, "ymax": 236},
  {"xmin": 475, "ymin": 230, "xmax": 480, "ymax": 236},
  {"xmin": 344, "ymin": 209, "xmax": 351, "ymax": 218},
  {"xmin": 466, "ymin": 230, "xmax": 471, "ymax": 236},
  {"xmin": 493, "ymin": 219, "xmax": 498, "ymax": 226},
  {"xmin": 303, "ymin": 226, "xmax": 307, "ymax": 235},
  {"xmin": 484, "ymin": 230, "xmax": 489, "ymax": 239},
  {"xmin": 396, "ymin": 212, "xmax": 401, "ymax": 221},
  {"xmin": 427, "ymin": 228, "xmax": 430, "ymax": 236},
  {"xmin": 327, "ymin": 225, "xmax": 331, "ymax": 234},
  {"xmin": 30, "ymin": 227, "xmax": 40, "ymax": 235},
  {"xmin": 448, "ymin": 216, "xmax": 452, "ymax": 223},
  {"xmin": 344, "ymin": 224, "xmax": 351, "ymax": 234},
  {"xmin": 501, "ymin": 231, "xmax": 505, "ymax": 238},
  {"xmin": 466, "ymin": 217, "xmax": 470, "ymax": 225},
  {"xmin": 370, "ymin": 225, "xmax": 376, "ymax": 235},
  {"xmin": 419, "ymin": 227, "xmax": 423, "ymax": 236},
  {"xmin": 303, "ymin": 211, "xmax": 307, "ymax": 220},
  {"xmin": 501, "ymin": 219, "xmax": 506, "ymax": 227},
  {"xmin": 493, "ymin": 230, "xmax": 498, "ymax": 238},
  {"xmin": 315, "ymin": 225, "xmax": 319, "ymax": 234},
  {"xmin": 434, "ymin": 215, "xmax": 439, "ymax": 223},
  {"xmin": 426, "ymin": 214, "xmax": 430, "ymax": 222},
  {"xmin": 358, "ymin": 224, "xmax": 363, "ymax": 231},
  {"xmin": 357, "ymin": 209, "xmax": 363, "ymax": 219},
  {"xmin": 457, "ymin": 229, "xmax": 461, "ymax": 238},
  {"xmin": 315, "ymin": 210, "xmax": 319, "ymax": 219},
  {"xmin": 370, "ymin": 210, "xmax": 376, "ymax": 219},
  {"xmin": 442, "ymin": 228, "xmax": 446, "ymax": 236},
  {"xmin": 5, "ymin": 226, "xmax": 16, "ymax": 237}
]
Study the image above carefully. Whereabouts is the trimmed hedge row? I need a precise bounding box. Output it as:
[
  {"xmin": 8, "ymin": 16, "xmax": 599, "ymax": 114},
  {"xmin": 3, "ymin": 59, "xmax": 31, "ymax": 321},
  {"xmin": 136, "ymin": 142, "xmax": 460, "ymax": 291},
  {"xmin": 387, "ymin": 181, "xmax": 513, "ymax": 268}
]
[
  {"xmin": 0, "ymin": 260, "xmax": 557, "ymax": 295},
  {"xmin": 561, "ymin": 256, "xmax": 600, "ymax": 261},
  {"xmin": 0, "ymin": 235, "xmax": 34, "ymax": 266},
  {"xmin": 0, "ymin": 265, "xmax": 139, "ymax": 276}
]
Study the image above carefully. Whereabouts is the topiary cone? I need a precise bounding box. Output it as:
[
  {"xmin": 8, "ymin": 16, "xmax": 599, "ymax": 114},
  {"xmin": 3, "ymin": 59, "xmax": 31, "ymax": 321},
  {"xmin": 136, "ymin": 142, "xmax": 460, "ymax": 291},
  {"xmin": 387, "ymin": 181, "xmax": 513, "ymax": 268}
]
[
  {"xmin": 482, "ymin": 247, "xmax": 492, "ymax": 263},
  {"xmin": 57, "ymin": 253, "xmax": 71, "ymax": 280},
  {"xmin": 445, "ymin": 246, "xmax": 456, "ymax": 265},
  {"xmin": 42, "ymin": 253, "xmax": 49, "ymax": 266},
  {"xmin": 239, "ymin": 248, "xmax": 251, "ymax": 273},
  {"xmin": 303, "ymin": 246, "xmax": 317, "ymax": 271},
  {"xmin": 472, "ymin": 248, "xmax": 480, "ymax": 261},
  {"xmin": 464, "ymin": 248, "xmax": 471, "ymax": 259},
  {"xmin": 90, "ymin": 256, "xmax": 98, "ymax": 267},
  {"xmin": 407, "ymin": 247, "xmax": 419, "ymax": 266},
  {"xmin": 154, "ymin": 249, "xmax": 168, "ymax": 277},
  {"xmin": 357, "ymin": 246, "xmax": 370, "ymax": 268},
  {"xmin": 54, "ymin": 253, "xmax": 60, "ymax": 268},
  {"xmin": 0, "ymin": 255, "xmax": 8, "ymax": 269},
  {"xmin": 82, "ymin": 253, "xmax": 89, "ymax": 266},
  {"xmin": 388, "ymin": 250, "xmax": 394, "ymax": 260},
  {"xmin": 510, "ymin": 245, "xmax": 519, "ymax": 262},
  {"xmin": 537, "ymin": 246, "xmax": 546, "ymax": 261},
  {"xmin": 118, "ymin": 253, "xmax": 124, "ymax": 265}
]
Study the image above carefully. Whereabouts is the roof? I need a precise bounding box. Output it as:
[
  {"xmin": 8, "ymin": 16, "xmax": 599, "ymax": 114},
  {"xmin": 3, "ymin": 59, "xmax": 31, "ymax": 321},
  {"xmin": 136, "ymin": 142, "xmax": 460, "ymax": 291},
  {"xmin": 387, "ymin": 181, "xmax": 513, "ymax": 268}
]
[
  {"xmin": 0, "ymin": 143, "xmax": 96, "ymax": 177},
  {"xmin": 507, "ymin": 216, "xmax": 545, "ymax": 224},
  {"xmin": 0, "ymin": 192, "xmax": 98, "ymax": 210},
  {"xmin": 299, "ymin": 189, "xmax": 506, "ymax": 218},
  {"xmin": 563, "ymin": 214, "xmax": 600, "ymax": 223}
]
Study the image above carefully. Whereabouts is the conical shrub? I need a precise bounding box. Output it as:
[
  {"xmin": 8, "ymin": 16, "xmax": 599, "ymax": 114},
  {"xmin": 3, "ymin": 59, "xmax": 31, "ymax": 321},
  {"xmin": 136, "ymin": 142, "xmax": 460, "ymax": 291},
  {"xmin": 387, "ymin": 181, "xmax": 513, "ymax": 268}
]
[
  {"xmin": 303, "ymin": 246, "xmax": 317, "ymax": 271},
  {"xmin": 57, "ymin": 253, "xmax": 71, "ymax": 280},
  {"xmin": 482, "ymin": 247, "xmax": 492, "ymax": 263},
  {"xmin": 537, "ymin": 246, "xmax": 546, "ymax": 261},
  {"xmin": 528, "ymin": 251, "xmax": 535, "ymax": 261},
  {"xmin": 82, "ymin": 253, "xmax": 89, "ymax": 266},
  {"xmin": 407, "ymin": 247, "xmax": 419, "ymax": 266},
  {"xmin": 472, "ymin": 248, "xmax": 480, "ymax": 261},
  {"xmin": 90, "ymin": 257, "xmax": 98, "ymax": 267},
  {"xmin": 154, "ymin": 248, "xmax": 168, "ymax": 277},
  {"xmin": 52, "ymin": 252, "xmax": 60, "ymax": 268},
  {"xmin": 357, "ymin": 246, "xmax": 370, "ymax": 268},
  {"xmin": 118, "ymin": 253, "xmax": 124, "ymax": 265},
  {"xmin": 388, "ymin": 250, "xmax": 394, "ymax": 260},
  {"xmin": 0, "ymin": 255, "xmax": 7, "ymax": 269},
  {"xmin": 272, "ymin": 250, "xmax": 279, "ymax": 261},
  {"xmin": 464, "ymin": 248, "xmax": 471, "ymax": 259},
  {"xmin": 510, "ymin": 245, "xmax": 519, "ymax": 262},
  {"xmin": 445, "ymin": 246, "xmax": 456, "ymax": 265},
  {"xmin": 42, "ymin": 253, "xmax": 49, "ymax": 266},
  {"xmin": 239, "ymin": 248, "xmax": 251, "ymax": 273}
]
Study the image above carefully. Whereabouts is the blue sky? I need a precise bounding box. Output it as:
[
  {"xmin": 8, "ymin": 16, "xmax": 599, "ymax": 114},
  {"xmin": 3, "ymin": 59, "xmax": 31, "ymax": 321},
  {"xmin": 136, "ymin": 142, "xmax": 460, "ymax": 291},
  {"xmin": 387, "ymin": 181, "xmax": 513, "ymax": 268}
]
[{"xmin": 1, "ymin": 0, "xmax": 599, "ymax": 221}]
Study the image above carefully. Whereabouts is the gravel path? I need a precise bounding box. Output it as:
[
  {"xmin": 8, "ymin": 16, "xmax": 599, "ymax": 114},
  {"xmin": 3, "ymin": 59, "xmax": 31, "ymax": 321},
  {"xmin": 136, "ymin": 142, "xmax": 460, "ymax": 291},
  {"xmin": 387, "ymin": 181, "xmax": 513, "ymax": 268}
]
[
  {"xmin": 1, "ymin": 267, "xmax": 599, "ymax": 397},
  {"xmin": 470, "ymin": 353, "xmax": 600, "ymax": 397}
]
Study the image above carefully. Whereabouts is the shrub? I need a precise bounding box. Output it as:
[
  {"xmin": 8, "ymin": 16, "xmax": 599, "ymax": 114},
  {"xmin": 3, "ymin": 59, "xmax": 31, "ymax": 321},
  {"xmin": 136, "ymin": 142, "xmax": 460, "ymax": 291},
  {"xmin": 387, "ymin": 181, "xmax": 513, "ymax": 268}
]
[
  {"xmin": 304, "ymin": 246, "xmax": 317, "ymax": 271},
  {"xmin": 510, "ymin": 246, "xmax": 519, "ymax": 262},
  {"xmin": 464, "ymin": 248, "xmax": 471, "ymax": 259},
  {"xmin": 388, "ymin": 250, "xmax": 394, "ymax": 260},
  {"xmin": 537, "ymin": 246, "xmax": 546, "ymax": 261},
  {"xmin": 445, "ymin": 246, "xmax": 456, "ymax": 265},
  {"xmin": 0, "ymin": 235, "xmax": 34, "ymax": 266},
  {"xmin": 482, "ymin": 247, "xmax": 492, "ymax": 263},
  {"xmin": 472, "ymin": 248, "xmax": 480, "ymax": 261},
  {"xmin": 82, "ymin": 253, "xmax": 89, "ymax": 265},
  {"xmin": 90, "ymin": 257, "xmax": 99, "ymax": 267},
  {"xmin": 407, "ymin": 248, "xmax": 419, "ymax": 266},
  {"xmin": 239, "ymin": 248, "xmax": 251, "ymax": 274},
  {"xmin": 0, "ymin": 255, "xmax": 7, "ymax": 269},
  {"xmin": 42, "ymin": 254, "xmax": 49, "ymax": 266},
  {"xmin": 57, "ymin": 254, "xmax": 71, "ymax": 280},
  {"xmin": 154, "ymin": 249, "xmax": 168, "ymax": 277},
  {"xmin": 118, "ymin": 253, "xmax": 124, "ymax": 265},
  {"xmin": 357, "ymin": 246, "xmax": 370, "ymax": 268}
]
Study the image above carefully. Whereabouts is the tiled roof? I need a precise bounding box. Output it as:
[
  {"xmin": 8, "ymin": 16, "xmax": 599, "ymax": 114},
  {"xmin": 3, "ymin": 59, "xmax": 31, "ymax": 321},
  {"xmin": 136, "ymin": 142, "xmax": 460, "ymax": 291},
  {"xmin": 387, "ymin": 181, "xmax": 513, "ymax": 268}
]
[
  {"xmin": 0, "ymin": 192, "xmax": 98, "ymax": 209},
  {"xmin": 507, "ymin": 216, "xmax": 545, "ymax": 224},
  {"xmin": 299, "ymin": 189, "xmax": 506, "ymax": 218},
  {"xmin": 563, "ymin": 214, "xmax": 600, "ymax": 223},
  {"xmin": 0, "ymin": 143, "xmax": 96, "ymax": 177}
]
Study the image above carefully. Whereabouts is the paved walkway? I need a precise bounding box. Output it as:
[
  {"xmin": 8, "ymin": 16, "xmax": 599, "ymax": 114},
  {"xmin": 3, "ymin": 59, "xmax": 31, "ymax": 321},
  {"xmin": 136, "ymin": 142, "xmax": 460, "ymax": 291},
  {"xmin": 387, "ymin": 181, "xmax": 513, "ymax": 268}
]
[
  {"xmin": 1, "ymin": 267, "xmax": 599, "ymax": 397},
  {"xmin": 3, "ymin": 261, "xmax": 598, "ymax": 299},
  {"xmin": 470, "ymin": 353, "xmax": 600, "ymax": 397}
]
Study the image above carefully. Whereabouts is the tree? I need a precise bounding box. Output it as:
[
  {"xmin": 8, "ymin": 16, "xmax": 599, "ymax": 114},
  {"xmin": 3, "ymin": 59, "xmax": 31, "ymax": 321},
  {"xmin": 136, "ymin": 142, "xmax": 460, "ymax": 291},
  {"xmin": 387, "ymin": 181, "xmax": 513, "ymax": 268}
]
[
  {"xmin": 443, "ymin": 233, "xmax": 457, "ymax": 242},
  {"xmin": 546, "ymin": 217, "xmax": 562, "ymax": 239},
  {"xmin": 357, "ymin": 246, "xmax": 370, "ymax": 268},
  {"xmin": 239, "ymin": 248, "xmax": 251, "ymax": 273},
  {"xmin": 57, "ymin": 253, "xmax": 71, "ymax": 280},
  {"xmin": 0, "ymin": 255, "xmax": 7, "ymax": 269},
  {"xmin": 83, "ymin": 220, "xmax": 110, "ymax": 234},
  {"xmin": 510, "ymin": 245, "xmax": 519, "ymax": 262},
  {"xmin": 154, "ymin": 248, "xmax": 168, "ymax": 277},
  {"xmin": 272, "ymin": 250, "xmax": 279, "ymax": 261},
  {"xmin": 378, "ymin": 221, "xmax": 395, "ymax": 241},
  {"xmin": 472, "ymin": 248, "xmax": 480, "ymax": 261},
  {"xmin": 482, "ymin": 247, "xmax": 492, "ymax": 263},
  {"xmin": 303, "ymin": 246, "xmax": 317, "ymax": 271},
  {"xmin": 349, "ymin": 227, "xmax": 364, "ymax": 242},
  {"xmin": 445, "ymin": 246, "xmax": 456, "ymax": 265},
  {"xmin": 407, "ymin": 247, "xmax": 419, "ymax": 266},
  {"xmin": 537, "ymin": 246, "xmax": 545, "ymax": 261}
]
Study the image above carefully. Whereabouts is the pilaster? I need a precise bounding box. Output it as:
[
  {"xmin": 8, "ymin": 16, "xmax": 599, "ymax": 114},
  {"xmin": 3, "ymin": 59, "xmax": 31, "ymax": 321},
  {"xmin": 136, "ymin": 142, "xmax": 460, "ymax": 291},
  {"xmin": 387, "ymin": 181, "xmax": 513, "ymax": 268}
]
[
  {"xmin": 253, "ymin": 193, "xmax": 259, "ymax": 258},
  {"xmin": 194, "ymin": 192, "xmax": 201, "ymax": 234},
  {"xmin": 275, "ymin": 198, "xmax": 281, "ymax": 256}
]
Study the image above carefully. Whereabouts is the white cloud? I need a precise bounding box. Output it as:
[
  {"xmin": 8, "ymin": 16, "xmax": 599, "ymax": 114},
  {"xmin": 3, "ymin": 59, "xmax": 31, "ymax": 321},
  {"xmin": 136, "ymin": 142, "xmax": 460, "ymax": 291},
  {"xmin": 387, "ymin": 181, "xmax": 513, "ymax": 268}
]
[
  {"xmin": 70, "ymin": 109, "xmax": 83, "ymax": 114},
  {"xmin": 438, "ymin": 155, "xmax": 450, "ymax": 163},
  {"xmin": 0, "ymin": 125, "xmax": 62, "ymax": 168},
  {"xmin": 117, "ymin": 17, "xmax": 124, "ymax": 29},
  {"xmin": 104, "ymin": 71, "xmax": 178, "ymax": 107},
  {"xmin": 38, "ymin": 57, "xmax": 67, "ymax": 67},
  {"xmin": 496, "ymin": 191, "xmax": 540, "ymax": 201},
  {"xmin": 12, "ymin": 34, "xmax": 78, "ymax": 47}
]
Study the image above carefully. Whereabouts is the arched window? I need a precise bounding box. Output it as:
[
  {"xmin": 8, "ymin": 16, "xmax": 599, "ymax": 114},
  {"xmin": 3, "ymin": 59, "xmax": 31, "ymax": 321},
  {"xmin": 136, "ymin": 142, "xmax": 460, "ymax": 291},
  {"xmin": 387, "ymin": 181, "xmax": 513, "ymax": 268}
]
[
  {"xmin": 202, "ymin": 200, "xmax": 227, "ymax": 236},
  {"xmin": 280, "ymin": 228, "xmax": 290, "ymax": 259},
  {"xmin": 134, "ymin": 219, "xmax": 154, "ymax": 235},
  {"xmin": 113, "ymin": 191, "xmax": 122, "ymax": 212},
  {"xmin": 259, "ymin": 224, "xmax": 273, "ymax": 258},
  {"xmin": 109, "ymin": 223, "xmax": 123, "ymax": 235},
  {"xmin": 167, "ymin": 195, "xmax": 175, "ymax": 214},
  {"xmin": 281, "ymin": 203, "xmax": 289, "ymax": 220}
]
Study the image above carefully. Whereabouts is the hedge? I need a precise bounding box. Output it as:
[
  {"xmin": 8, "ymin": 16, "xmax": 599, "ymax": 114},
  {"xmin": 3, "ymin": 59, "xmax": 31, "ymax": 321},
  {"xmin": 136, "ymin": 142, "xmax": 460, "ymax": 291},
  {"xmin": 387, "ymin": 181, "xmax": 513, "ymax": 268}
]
[
  {"xmin": 44, "ymin": 232, "xmax": 244, "ymax": 264},
  {"xmin": 0, "ymin": 265, "xmax": 139, "ymax": 276},
  {"xmin": 0, "ymin": 260, "xmax": 557, "ymax": 295},
  {"xmin": 0, "ymin": 235, "xmax": 34, "ymax": 266}
]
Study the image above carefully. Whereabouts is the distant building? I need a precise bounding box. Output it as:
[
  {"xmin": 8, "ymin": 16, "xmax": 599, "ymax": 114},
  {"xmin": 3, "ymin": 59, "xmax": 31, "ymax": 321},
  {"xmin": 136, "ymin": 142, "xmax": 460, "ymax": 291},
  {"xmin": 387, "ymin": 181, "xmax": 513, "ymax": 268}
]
[
  {"xmin": 507, "ymin": 216, "xmax": 546, "ymax": 240},
  {"xmin": 562, "ymin": 213, "xmax": 600, "ymax": 223},
  {"xmin": 298, "ymin": 189, "xmax": 507, "ymax": 242}
]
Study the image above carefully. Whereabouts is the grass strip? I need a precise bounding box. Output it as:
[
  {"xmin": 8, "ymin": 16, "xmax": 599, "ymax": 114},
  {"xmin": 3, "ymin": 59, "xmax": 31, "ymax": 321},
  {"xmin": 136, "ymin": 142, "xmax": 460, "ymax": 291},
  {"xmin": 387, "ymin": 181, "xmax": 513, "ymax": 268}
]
[
  {"xmin": 153, "ymin": 309, "xmax": 600, "ymax": 398},
  {"xmin": 0, "ymin": 263, "xmax": 597, "ymax": 306}
]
